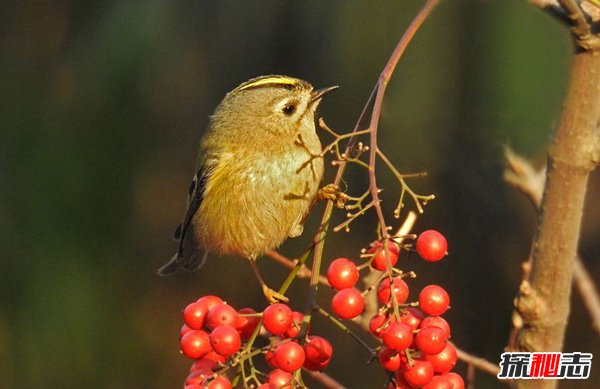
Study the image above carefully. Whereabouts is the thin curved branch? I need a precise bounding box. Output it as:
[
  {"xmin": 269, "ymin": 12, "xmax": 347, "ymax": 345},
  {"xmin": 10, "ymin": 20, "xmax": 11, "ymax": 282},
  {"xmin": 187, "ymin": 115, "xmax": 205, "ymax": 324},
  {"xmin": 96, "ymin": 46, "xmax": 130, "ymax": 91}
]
[
  {"xmin": 365, "ymin": 0, "xmax": 440, "ymax": 240},
  {"xmin": 302, "ymin": 369, "xmax": 348, "ymax": 389},
  {"xmin": 267, "ymin": 250, "xmax": 329, "ymax": 287},
  {"xmin": 455, "ymin": 345, "xmax": 501, "ymax": 377},
  {"xmin": 304, "ymin": 0, "xmax": 440, "ymax": 323}
]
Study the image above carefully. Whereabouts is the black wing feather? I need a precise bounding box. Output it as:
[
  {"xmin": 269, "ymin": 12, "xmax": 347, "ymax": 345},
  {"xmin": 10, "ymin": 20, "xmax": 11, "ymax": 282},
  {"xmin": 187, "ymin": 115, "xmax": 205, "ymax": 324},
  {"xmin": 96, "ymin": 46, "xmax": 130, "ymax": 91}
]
[{"xmin": 158, "ymin": 167, "xmax": 208, "ymax": 275}]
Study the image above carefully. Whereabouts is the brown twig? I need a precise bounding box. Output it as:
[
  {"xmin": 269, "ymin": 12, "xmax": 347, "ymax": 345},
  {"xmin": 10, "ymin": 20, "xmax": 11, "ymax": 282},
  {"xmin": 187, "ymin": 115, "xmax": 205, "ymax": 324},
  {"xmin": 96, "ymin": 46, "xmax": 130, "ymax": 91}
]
[
  {"xmin": 466, "ymin": 363, "xmax": 475, "ymax": 389},
  {"xmin": 314, "ymin": 2, "xmax": 503, "ymax": 372},
  {"xmin": 529, "ymin": 0, "xmax": 561, "ymax": 10},
  {"xmin": 304, "ymin": 0, "xmax": 440, "ymax": 322},
  {"xmin": 267, "ymin": 250, "xmax": 330, "ymax": 287},
  {"xmin": 352, "ymin": 0, "xmax": 440, "ymax": 328},
  {"xmin": 573, "ymin": 258, "xmax": 600, "ymax": 334},
  {"xmin": 302, "ymin": 369, "xmax": 348, "ymax": 389},
  {"xmin": 455, "ymin": 345, "xmax": 501, "ymax": 378},
  {"xmin": 503, "ymin": 147, "xmax": 545, "ymax": 206},
  {"xmin": 365, "ymin": 0, "xmax": 440, "ymax": 241},
  {"xmin": 504, "ymin": 148, "xmax": 600, "ymax": 336}
]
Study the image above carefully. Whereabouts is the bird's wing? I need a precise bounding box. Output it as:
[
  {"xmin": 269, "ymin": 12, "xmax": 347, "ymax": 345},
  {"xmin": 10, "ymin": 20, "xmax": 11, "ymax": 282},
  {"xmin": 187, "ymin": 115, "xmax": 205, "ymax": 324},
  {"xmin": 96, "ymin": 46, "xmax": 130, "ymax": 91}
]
[{"xmin": 157, "ymin": 165, "xmax": 208, "ymax": 275}]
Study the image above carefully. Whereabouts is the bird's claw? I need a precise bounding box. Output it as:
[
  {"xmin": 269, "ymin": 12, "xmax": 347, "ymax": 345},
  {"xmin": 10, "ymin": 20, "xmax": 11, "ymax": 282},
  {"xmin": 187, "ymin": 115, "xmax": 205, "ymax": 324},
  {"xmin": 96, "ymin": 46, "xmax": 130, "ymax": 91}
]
[
  {"xmin": 317, "ymin": 184, "xmax": 348, "ymax": 209},
  {"xmin": 262, "ymin": 285, "xmax": 289, "ymax": 304}
]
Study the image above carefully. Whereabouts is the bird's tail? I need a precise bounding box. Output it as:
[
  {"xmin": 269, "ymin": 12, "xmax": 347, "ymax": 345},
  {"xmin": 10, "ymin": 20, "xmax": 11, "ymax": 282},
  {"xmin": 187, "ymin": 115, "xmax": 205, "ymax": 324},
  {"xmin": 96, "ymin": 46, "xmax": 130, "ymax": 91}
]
[{"xmin": 157, "ymin": 250, "xmax": 208, "ymax": 276}]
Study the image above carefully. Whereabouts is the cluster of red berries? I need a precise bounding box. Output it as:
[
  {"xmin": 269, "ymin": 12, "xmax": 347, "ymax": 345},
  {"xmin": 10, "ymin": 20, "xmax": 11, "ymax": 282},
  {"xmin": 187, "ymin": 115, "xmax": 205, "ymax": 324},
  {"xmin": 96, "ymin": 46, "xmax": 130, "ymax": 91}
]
[
  {"xmin": 179, "ymin": 295, "xmax": 333, "ymax": 388},
  {"xmin": 326, "ymin": 230, "xmax": 463, "ymax": 388},
  {"xmin": 179, "ymin": 295, "xmax": 247, "ymax": 388},
  {"xmin": 374, "ymin": 300, "xmax": 462, "ymax": 389},
  {"xmin": 176, "ymin": 229, "xmax": 460, "ymax": 387},
  {"xmin": 261, "ymin": 304, "xmax": 333, "ymax": 375},
  {"xmin": 326, "ymin": 230, "xmax": 448, "ymax": 321}
]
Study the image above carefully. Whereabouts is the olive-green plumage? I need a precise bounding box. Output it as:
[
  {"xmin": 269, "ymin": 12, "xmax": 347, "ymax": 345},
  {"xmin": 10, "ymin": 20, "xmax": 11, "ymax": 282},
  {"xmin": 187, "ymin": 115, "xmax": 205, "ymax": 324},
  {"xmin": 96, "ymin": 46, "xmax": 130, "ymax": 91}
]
[{"xmin": 158, "ymin": 75, "xmax": 336, "ymax": 301}]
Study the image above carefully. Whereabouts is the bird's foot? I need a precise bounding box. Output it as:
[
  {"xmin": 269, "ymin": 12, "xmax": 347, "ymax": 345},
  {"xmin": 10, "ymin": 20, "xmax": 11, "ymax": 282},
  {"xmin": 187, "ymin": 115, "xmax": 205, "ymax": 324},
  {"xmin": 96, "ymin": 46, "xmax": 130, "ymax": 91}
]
[
  {"xmin": 317, "ymin": 184, "xmax": 348, "ymax": 209},
  {"xmin": 262, "ymin": 285, "xmax": 289, "ymax": 304}
]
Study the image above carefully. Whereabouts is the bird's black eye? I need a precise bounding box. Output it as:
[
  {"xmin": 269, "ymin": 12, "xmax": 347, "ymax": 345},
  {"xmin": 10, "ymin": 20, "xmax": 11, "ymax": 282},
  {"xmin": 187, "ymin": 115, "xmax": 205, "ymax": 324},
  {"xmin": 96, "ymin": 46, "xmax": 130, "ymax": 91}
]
[{"xmin": 282, "ymin": 103, "xmax": 296, "ymax": 116}]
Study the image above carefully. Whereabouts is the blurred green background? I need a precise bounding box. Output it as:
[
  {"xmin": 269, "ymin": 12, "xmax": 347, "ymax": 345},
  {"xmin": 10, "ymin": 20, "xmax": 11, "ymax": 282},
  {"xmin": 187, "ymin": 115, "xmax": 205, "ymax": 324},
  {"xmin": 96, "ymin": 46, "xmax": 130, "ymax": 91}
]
[{"xmin": 1, "ymin": 0, "xmax": 599, "ymax": 388}]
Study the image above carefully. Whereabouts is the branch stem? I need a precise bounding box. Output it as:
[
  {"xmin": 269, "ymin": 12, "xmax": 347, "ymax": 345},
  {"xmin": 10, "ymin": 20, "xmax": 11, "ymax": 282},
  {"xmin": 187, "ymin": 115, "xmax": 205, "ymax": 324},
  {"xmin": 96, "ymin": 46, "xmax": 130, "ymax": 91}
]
[{"xmin": 512, "ymin": 26, "xmax": 600, "ymax": 389}]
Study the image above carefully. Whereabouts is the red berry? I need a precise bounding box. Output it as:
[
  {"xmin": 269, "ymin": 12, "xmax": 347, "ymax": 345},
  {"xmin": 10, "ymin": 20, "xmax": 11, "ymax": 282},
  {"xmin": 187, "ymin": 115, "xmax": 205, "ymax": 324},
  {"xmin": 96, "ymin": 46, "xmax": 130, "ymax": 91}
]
[
  {"xmin": 419, "ymin": 285, "xmax": 450, "ymax": 316},
  {"xmin": 369, "ymin": 240, "xmax": 400, "ymax": 271},
  {"xmin": 206, "ymin": 304, "xmax": 238, "ymax": 330},
  {"xmin": 369, "ymin": 313, "xmax": 388, "ymax": 337},
  {"xmin": 200, "ymin": 375, "xmax": 232, "ymax": 389},
  {"xmin": 425, "ymin": 343, "xmax": 458, "ymax": 374},
  {"xmin": 185, "ymin": 385, "xmax": 204, "ymax": 389},
  {"xmin": 377, "ymin": 277, "xmax": 409, "ymax": 305},
  {"xmin": 284, "ymin": 311, "xmax": 304, "ymax": 338},
  {"xmin": 382, "ymin": 322, "xmax": 413, "ymax": 352},
  {"xmin": 416, "ymin": 230, "xmax": 447, "ymax": 262},
  {"xmin": 416, "ymin": 326, "xmax": 448, "ymax": 355},
  {"xmin": 423, "ymin": 375, "xmax": 453, "ymax": 389},
  {"xmin": 265, "ymin": 349, "xmax": 279, "ymax": 368},
  {"xmin": 303, "ymin": 336, "xmax": 333, "ymax": 371},
  {"xmin": 203, "ymin": 350, "xmax": 226, "ymax": 364},
  {"xmin": 181, "ymin": 324, "xmax": 193, "ymax": 338},
  {"xmin": 190, "ymin": 358, "xmax": 218, "ymax": 374},
  {"xmin": 235, "ymin": 308, "xmax": 261, "ymax": 340},
  {"xmin": 196, "ymin": 295, "xmax": 224, "ymax": 311},
  {"xmin": 393, "ymin": 371, "xmax": 414, "ymax": 389},
  {"xmin": 378, "ymin": 345, "xmax": 404, "ymax": 371},
  {"xmin": 400, "ymin": 308, "xmax": 425, "ymax": 331},
  {"xmin": 421, "ymin": 316, "xmax": 451, "ymax": 339},
  {"xmin": 327, "ymin": 258, "xmax": 359, "ymax": 290},
  {"xmin": 210, "ymin": 325, "xmax": 241, "ymax": 357},
  {"xmin": 402, "ymin": 360, "xmax": 434, "ymax": 388},
  {"xmin": 184, "ymin": 301, "xmax": 210, "ymax": 330},
  {"xmin": 180, "ymin": 330, "xmax": 212, "ymax": 359},
  {"xmin": 267, "ymin": 369, "xmax": 293, "ymax": 389},
  {"xmin": 273, "ymin": 342, "xmax": 305, "ymax": 373},
  {"xmin": 331, "ymin": 288, "xmax": 364, "ymax": 319},
  {"xmin": 442, "ymin": 372, "xmax": 464, "ymax": 389},
  {"xmin": 263, "ymin": 304, "xmax": 293, "ymax": 336}
]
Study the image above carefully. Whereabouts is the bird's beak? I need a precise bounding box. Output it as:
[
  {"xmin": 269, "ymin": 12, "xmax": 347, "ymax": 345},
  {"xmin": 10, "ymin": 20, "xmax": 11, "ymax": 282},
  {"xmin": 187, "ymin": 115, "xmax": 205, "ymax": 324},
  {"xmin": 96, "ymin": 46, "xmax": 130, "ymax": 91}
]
[{"xmin": 310, "ymin": 85, "xmax": 339, "ymax": 103}]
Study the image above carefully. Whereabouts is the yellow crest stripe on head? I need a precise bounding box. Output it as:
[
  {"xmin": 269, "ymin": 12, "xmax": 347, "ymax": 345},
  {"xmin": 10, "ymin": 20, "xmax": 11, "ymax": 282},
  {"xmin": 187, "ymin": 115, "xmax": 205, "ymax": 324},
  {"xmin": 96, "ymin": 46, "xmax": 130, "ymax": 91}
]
[{"xmin": 236, "ymin": 75, "xmax": 300, "ymax": 91}]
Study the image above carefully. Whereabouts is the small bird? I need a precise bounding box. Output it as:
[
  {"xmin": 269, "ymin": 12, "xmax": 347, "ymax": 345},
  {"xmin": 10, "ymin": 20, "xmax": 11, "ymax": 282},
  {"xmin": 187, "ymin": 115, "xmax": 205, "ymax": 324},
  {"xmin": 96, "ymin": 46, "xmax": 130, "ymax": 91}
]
[{"xmin": 158, "ymin": 75, "xmax": 337, "ymax": 303}]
